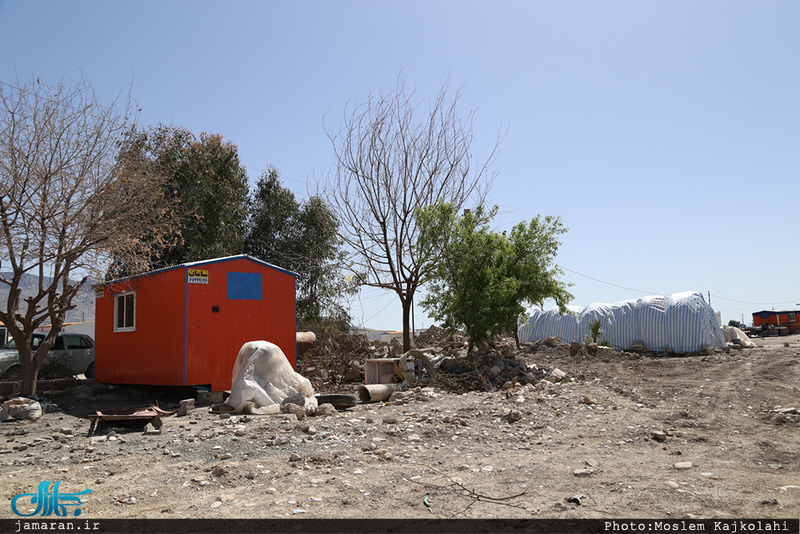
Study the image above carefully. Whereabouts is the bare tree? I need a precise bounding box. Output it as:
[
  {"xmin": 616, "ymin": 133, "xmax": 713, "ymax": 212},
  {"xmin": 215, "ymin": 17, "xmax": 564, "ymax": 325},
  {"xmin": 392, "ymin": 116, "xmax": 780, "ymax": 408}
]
[
  {"xmin": 323, "ymin": 76, "xmax": 501, "ymax": 351},
  {"xmin": 0, "ymin": 73, "xmax": 182, "ymax": 395}
]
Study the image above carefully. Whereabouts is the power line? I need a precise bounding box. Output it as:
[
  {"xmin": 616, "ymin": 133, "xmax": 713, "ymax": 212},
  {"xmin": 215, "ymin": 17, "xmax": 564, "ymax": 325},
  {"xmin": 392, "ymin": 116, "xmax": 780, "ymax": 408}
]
[
  {"xmin": 558, "ymin": 265, "xmax": 663, "ymax": 296},
  {"xmin": 242, "ymin": 165, "xmax": 309, "ymax": 186},
  {"xmin": 356, "ymin": 295, "xmax": 395, "ymax": 326},
  {"xmin": 709, "ymin": 294, "xmax": 800, "ymax": 306},
  {"xmin": 560, "ymin": 264, "xmax": 800, "ymax": 309}
]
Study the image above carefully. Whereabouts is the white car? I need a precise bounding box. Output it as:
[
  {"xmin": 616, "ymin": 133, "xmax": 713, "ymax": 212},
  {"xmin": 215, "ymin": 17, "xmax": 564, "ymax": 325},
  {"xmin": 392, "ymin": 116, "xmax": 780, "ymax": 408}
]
[{"xmin": 0, "ymin": 333, "xmax": 95, "ymax": 381}]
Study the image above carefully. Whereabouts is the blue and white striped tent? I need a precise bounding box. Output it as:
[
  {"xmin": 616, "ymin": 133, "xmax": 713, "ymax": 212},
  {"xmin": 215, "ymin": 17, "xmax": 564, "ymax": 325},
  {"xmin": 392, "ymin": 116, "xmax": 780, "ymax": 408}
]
[{"xmin": 518, "ymin": 291, "xmax": 726, "ymax": 354}]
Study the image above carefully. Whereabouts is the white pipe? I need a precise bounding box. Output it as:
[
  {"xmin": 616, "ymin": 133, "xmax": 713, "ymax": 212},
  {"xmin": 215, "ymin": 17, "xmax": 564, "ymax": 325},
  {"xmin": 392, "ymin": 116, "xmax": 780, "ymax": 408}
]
[{"xmin": 357, "ymin": 383, "xmax": 407, "ymax": 403}]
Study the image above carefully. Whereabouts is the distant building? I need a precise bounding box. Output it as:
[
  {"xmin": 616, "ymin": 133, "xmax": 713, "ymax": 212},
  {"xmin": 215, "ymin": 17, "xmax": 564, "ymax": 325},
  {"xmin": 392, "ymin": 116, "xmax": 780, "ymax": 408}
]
[
  {"xmin": 752, "ymin": 309, "xmax": 799, "ymax": 333},
  {"xmin": 36, "ymin": 321, "xmax": 96, "ymax": 338},
  {"xmin": 351, "ymin": 328, "xmax": 422, "ymax": 344}
]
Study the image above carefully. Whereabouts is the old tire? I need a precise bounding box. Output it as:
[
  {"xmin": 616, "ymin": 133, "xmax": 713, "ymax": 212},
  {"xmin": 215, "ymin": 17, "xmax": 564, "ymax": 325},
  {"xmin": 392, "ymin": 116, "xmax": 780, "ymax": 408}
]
[
  {"xmin": 315, "ymin": 394, "xmax": 357, "ymax": 410},
  {"xmin": 84, "ymin": 362, "xmax": 95, "ymax": 379}
]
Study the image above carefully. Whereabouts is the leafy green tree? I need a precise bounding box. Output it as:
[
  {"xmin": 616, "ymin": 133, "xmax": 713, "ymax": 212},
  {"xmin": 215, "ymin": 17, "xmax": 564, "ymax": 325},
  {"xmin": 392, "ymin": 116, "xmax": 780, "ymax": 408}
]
[
  {"xmin": 125, "ymin": 125, "xmax": 250, "ymax": 267},
  {"xmin": 416, "ymin": 202, "xmax": 572, "ymax": 352},
  {"xmin": 323, "ymin": 75, "xmax": 501, "ymax": 351},
  {"xmin": 245, "ymin": 168, "xmax": 351, "ymax": 328}
]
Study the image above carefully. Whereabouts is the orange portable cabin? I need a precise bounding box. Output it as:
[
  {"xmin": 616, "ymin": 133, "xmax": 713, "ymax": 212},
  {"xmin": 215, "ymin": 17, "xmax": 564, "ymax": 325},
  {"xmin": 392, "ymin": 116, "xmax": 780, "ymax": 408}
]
[
  {"xmin": 752, "ymin": 309, "xmax": 800, "ymax": 333},
  {"xmin": 94, "ymin": 255, "xmax": 296, "ymax": 392}
]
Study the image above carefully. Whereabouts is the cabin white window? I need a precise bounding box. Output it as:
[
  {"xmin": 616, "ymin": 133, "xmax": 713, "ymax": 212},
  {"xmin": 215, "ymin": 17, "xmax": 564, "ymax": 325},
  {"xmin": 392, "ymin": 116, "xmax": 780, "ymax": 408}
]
[
  {"xmin": 790, "ymin": 313, "xmax": 797, "ymax": 322},
  {"xmin": 114, "ymin": 291, "xmax": 136, "ymax": 332}
]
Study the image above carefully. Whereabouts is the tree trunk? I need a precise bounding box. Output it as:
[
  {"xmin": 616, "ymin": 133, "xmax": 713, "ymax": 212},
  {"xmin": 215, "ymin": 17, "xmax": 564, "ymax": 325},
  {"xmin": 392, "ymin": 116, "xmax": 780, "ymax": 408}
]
[
  {"xmin": 402, "ymin": 298, "xmax": 412, "ymax": 353},
  {"xmin": 16, "ymin": 342, "xmax": 42, "ymax": 397},
  {"xmin": 19, "ymin": 362, "xmax": 38, "ymax": 397}
]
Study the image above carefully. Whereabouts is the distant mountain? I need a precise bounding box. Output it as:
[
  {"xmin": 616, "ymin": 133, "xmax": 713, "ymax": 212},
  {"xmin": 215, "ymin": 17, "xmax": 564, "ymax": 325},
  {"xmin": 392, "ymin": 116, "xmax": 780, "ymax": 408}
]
[{"xmin": 0, "ymin": 272, "xmax": 96, "ymax": 325}]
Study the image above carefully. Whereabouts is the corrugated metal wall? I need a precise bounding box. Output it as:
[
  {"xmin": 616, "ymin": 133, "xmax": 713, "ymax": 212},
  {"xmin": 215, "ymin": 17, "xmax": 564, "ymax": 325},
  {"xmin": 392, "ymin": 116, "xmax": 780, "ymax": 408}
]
[
  {"xmin": 95, "ymin": 255, "xmax": 296, "ymax": 391},
  {"xmin": 95, "ymin": 268, "xmax": 186, "ymax": 386}
]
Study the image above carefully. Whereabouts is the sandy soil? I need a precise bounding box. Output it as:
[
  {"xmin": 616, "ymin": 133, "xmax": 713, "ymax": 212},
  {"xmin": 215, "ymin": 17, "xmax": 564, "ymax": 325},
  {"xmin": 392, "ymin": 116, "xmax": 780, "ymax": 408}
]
[{"xmin": 1, "ymin": 335, "xmax": 798, "ymax": 521}]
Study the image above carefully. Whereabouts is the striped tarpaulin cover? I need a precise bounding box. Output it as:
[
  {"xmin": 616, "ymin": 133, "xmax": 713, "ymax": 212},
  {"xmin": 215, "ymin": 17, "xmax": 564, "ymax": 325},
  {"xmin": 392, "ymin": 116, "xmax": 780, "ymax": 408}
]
[{"xmin": 518, "ymin": 291, "xmax": 726, "ymax": 353}]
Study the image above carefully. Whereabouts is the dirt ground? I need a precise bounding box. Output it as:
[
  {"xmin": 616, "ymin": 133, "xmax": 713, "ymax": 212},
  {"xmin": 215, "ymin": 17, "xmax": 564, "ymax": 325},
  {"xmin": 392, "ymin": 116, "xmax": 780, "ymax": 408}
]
[{"xmin": 1, "ymin": 334, "xmax": 798, "ymax": 521}]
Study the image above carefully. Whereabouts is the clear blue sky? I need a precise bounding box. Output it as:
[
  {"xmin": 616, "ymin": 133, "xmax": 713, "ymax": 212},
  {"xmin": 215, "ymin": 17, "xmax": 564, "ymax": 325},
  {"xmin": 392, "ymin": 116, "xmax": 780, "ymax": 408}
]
[{"xmin": 2, "ymin": 1, "xmax": 797, "ymax": 330}]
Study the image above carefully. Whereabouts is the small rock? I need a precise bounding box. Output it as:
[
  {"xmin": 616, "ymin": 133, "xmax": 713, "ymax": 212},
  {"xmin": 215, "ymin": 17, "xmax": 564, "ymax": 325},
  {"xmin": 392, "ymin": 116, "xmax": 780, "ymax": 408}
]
[
  {"xmin": 281, "ymin": 392, "xmax": 306, "ymax": 407},
  {"xmin": 212, "ymin": 466, "xmax": 227, "ymax": 477},
  {"xmin": 506, "ymin": 410, "xmax": 523, "ymax": 422},
  {"xmin": 143, "ymin": 423, "xmax": 161, "ymax": 435},
  {"xmin": 674, "ymin": 462, "xmax": 693, "ymax": 470},
  {"xmin": 544, "ymin": 336, "xmax": 560, "ymax": 346},
  {"xmin": 283, "ymin": 403, "xmax": 308, "ymax": 420},
  {"xmin": 666, "ymin": 481, "xmax": 680, "ymax": 489},
  {"xmin": 652, "ymin": 431, "xmax": 667, "ymax": 441},
  {"xmin": 585, "ymin": 459, "xmax": 599, "ymax": 468},
  {"xmin": 177, "ymin": 398, "xmax": 196, "ymax": 416},
  {"xmin": 573, "ymin": 469, "xmax": 595, "ymax": 477},
  {"xmin": 289, "ymin": 453, "xmax": 302, "ymax": 462},
  {"xmin": 551, "ymin": 368, "xmax": 567, "ymax": 380},
  {"xmin": 582, "ymin": 396, "xmax": 598, "ymax": 405},
  {"xmin": 388, "ymin": 391, "xmax": 410, "ymax": 402},
  {"xmin": 315, "ymin": 403, "xmax": 337, "ymax": 417},
  {"xmin": 567, "ymin": 494, "xmax": 584, "ymax": 505}
]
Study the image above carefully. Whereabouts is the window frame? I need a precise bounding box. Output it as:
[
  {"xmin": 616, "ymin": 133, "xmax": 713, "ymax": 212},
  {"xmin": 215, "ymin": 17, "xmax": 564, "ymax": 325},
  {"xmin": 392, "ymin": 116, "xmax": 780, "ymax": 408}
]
[
  {"xmin": 114, "ymin": 291, "xmax": 136, "ymax": 332},
  {"xmin": 789, "ymin": 313, "xmax": 797, "ymax": 322}
]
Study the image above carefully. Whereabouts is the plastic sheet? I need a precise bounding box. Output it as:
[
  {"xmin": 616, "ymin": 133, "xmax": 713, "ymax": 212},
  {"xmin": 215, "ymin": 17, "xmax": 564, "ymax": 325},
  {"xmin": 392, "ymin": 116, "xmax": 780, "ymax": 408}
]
[
  {"xmin": 225, "ymin": 341, "xmax": 315, "ymax": 413},
  {"xmin": 519, "ymin": 291, "xmax": 726, "ymax": 354},
  {"xmin": 721, "ymin": 326, "xmax": 755, "ymax": 348}
]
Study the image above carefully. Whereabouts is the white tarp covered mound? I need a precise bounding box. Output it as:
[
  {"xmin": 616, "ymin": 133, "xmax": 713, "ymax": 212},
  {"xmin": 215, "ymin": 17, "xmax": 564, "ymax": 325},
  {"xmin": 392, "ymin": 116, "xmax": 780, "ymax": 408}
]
[
  {"xmin": 518, "ymin": 291, "xmax": 726, "ymax": 354},
  {"xmin": 226, "ymin": 341, "xmax": 316, "ymax": 414},
  {"xmin": 721, "ymin": 326, "xmax": 756, "ymax": 348}
]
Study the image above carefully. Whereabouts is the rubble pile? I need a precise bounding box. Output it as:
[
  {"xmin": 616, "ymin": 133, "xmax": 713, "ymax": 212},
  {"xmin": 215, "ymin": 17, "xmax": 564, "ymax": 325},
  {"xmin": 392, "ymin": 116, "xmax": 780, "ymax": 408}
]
[
  {"xmin": 413, "ymin": 325, "xmax": 458, "ymax": 347},
  {"xmin": 428, "ymin": 339, "xmax": 567, "ymax": 393},
  {"xmin": 298, "ymin": 333, "xmax": 376, "ymax": 391},
  {"xmin": 297, "ymin": 328, "xmax": 580, "ymax": 395}
]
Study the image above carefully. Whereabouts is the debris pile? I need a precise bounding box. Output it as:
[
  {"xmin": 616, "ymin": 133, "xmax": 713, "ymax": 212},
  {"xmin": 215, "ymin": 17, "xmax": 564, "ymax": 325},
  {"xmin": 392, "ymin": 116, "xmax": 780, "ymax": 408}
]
[
  {"xmin": 431, "ymin": 348, "xmax": 540, "ymax": 393},
  {"xmin": 413, "ymin": 325, "xmax": 459, "ymax": 347},
  {"xmin": 298, "ymin": 328, "xmax": 584, "ymax": 395},
  {"xmin": 298, "ymin": 333, "xmax": 376, "ymax": 391}
]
